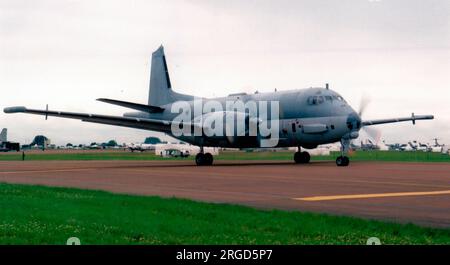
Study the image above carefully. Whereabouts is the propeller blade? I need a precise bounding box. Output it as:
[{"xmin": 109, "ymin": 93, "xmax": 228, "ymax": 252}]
[{"xmin": 358, "ymin": 96, "xmax": 371, "ymax": 117}]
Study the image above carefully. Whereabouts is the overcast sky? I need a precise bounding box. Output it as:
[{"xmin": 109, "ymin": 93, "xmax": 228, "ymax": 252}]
[{"xmin": 1, "ymin": 0, "xmax": 449, "ymax": 146}]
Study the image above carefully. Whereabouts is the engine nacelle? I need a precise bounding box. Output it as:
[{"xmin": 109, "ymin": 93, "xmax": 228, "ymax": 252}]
[{"xmin": 192, "ymin": 111, "xmax": 259, "ymax": 147}]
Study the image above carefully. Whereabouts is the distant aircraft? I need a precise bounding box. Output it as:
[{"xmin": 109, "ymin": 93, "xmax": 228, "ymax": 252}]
[
  {"xmin": 0, "ymin": 128, "xmax": 7, "ymax": 143},
  {"xmin": 0, "ymin": 128, "xmax": 20, "ymax": 152},
  {"xmin": 351, "ymin": 139, "xmax": 381, "ymax": 151},
  {"xmin": 4, "ymin": 46, "xmax": 434, "ymax": 166},
  {"xmin": 383, "ymin": 140, "xmax": 407, "ymax": 151},
  {"xmin": 126, "ymin": 143, "xmax": 156, "ymax": 152},
  {"xmin": 406, "ymin": 141, "xmax": 417, "ymax": 151},
  {"xmin": 417, "ymin": 142, "xmax": 430, "ymax": 152},
  {"xmin": 88, "ymin": 144, "xmax": 102, "ymax": 150},
  {"xmin": 427, "ymin": 138, "xmax": 445, "ymax": 153},
  {"xmin": 404, "ymin": 141, "xmax": 428, "ymax": 152}
]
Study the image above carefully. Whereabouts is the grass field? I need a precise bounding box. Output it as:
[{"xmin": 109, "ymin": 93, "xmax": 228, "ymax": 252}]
[
  {"xmin": 0, "ymin": 183, "xmax": 449, "ymax": 245},
  {"xmin": 0, "ymin": 150, "xmax": 449, "ymax": 162}
]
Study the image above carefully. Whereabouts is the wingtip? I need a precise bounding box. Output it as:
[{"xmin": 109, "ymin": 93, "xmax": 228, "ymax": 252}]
[
  {"xmin": 4, "ymin": 106, "xmax": 27, "ymax": 113},
  {"xmin": 420, "ymin": 114, "xmax": 434, "ymax": 120}
]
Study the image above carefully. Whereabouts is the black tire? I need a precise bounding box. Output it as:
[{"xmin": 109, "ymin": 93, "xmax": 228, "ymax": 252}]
[
  {"xmin": 336, "ymin": 156, "xmax": 343, "ymax": 166},
  {"xmin": 336, "ymin": 156, "xmax": 350, "ymax": 167},
  {"xmin": 343, "ymin": 156, "xmax": 350, "ymax": 166},
  {"xmin": 294, "ymin": 151, "xmax": 310, "ymax": 164},
  {"xmin": 204, "ymin": 153, "xmax": 213, "ymax": 165},
  {"xmin": 301, "ymin": 151, "xmax": 310, "ymax": 163},
  {"xmin": 294, "ymin": 152, "xmax": 302, "ymax": 163},
  {"xmin": 195, "ymin": 153, "xmax": 205, "ymax": 166}
]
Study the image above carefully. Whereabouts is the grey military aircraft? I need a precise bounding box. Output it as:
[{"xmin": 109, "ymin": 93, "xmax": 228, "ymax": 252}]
[{"xmin": 4, "ymin": 46, "xmax": 434, "ymax": 166}]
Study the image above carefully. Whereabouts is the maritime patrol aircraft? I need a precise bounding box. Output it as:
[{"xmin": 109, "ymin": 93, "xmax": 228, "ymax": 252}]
[{"xmin": 4, "ymin": 46, "xmax": 434, "ymax": 166}]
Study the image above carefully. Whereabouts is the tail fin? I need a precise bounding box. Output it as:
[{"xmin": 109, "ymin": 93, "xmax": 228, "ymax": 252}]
[
  {"xmin": 148, "ymin": 45, "xmax": 197, "ymax": 106},
  {"xmin": 148, "ymin": 46, "xmax": 174, "ymax": 106},
  {"xmin": 0, "ymin": 128, "xmax": 7, "ymax": 142}
]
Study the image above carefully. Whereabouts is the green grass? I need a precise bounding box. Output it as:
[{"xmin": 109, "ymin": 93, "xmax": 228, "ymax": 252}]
[
  {"xmin": 0, "ymin": 151, "xmax": 173, "ymax": 161},
  {"xmin": 0, "ymin": 150, "xmax": 448, "ymax": 162},
  {"xmin": 0, "ymin": 183, "xmax": 449, "ymax": 245},
  {"xmin": 337, "ymin": 150, "xmax": 450, "ymax": 162}
]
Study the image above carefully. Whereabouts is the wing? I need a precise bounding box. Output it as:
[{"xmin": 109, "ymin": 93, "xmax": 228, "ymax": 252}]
[
  {"xmin": 362, "ymin": 113, "xmax": 434, "ymax": 126},
  {"xmin": 3, "ymin": 106, "xmax": 176, "ymax": 132},
  {"xmin": 96, "ymin": 98, "xmax": 164, "ymax": 113}
]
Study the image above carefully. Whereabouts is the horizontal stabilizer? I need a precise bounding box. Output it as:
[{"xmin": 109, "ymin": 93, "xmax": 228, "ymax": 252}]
[{"xmin": 97, "ymin": 98, "xmax": 164, "ymax": 113}]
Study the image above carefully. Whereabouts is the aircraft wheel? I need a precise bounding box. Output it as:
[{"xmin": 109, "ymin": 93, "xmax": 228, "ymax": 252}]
[
  {"xmin": 204, "ymin": 153, "xmax": 213, "ymax": 165},
  {"xmin": 301, "ymin": 151, "xmax": 310, "ymax": 163},
  {"xmin": 195, "ymin": 153, "xmax": 205, "ymax": 166},
  {"xmin": 294, "ymin": 152, "xmax": 302, "ymax": 163},
  {"xmin": 336, "ymin": 156, "xmax": 350, "ymax": 167},
  {"xmin": 294, "ymin": 151, "xmax": 310, "ymax": 164}
]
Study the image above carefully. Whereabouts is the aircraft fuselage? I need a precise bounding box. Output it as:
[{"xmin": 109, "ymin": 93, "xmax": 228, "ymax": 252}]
[{"xmin": 124, "ymin": 87, "xmax": 360, "ymax": 149}]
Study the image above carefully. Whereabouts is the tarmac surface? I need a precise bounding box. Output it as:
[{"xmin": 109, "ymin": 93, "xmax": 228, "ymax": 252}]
[{"xmin": 1, "ymin": 160, "xmax": 449, "ymax": 227}]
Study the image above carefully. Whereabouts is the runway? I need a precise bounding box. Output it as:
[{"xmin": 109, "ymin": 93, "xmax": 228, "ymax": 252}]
[{"xmin": 1, "ymin": 160, "xmax": 449, "ymax": 227}]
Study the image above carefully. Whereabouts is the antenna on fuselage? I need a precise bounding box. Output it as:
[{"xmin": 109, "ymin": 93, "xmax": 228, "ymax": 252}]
[{"xmin": 325, "ymin": 83, "xmax": 329, "ymax": 90}]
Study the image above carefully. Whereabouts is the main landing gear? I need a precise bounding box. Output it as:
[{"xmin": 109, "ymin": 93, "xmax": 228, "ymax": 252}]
[
  {"xmin": 195, "ymin": 147, "xmax": 213, "ymax": 166},
  {"xmin": 336, "ymin": 138, "xmax": 350, "ymax": 167},
  {"xmin": 294, "ymin": 147, "xmax": 310, "ymax": 164}
]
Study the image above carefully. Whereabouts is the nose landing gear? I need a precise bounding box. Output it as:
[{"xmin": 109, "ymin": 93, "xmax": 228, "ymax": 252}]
[
  {"xmin": 336, "ymin": 155, "xmax": 349, "ymax": 166},
  {"xmin": 336, "ymin": 138, "xmax": 350, "ymax": 167}
]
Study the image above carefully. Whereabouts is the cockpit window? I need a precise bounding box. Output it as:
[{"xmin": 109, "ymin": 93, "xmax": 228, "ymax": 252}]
[
  {"xmin": 307, "ymin": 95, "xmax": 346, "ymax": 105},
  {"xmin": 307, "ymin": 96, "xmax": 324, "ymax": 105},
  {"xmin": 331, "ymin": 95, "xmax": 346, "ymax": 102}
]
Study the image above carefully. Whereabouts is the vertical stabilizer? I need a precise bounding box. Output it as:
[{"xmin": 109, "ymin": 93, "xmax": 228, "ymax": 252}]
[
  {"xmin": 0, "ymin": 128, "xmax": 7, "ymax": 142},
  {"xmin": 148, "ymin": 45, "xmax": 173, "ymax": 106}
]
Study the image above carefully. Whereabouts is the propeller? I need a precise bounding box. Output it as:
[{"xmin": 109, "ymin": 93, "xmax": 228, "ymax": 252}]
[
  {"xmin": 357, "ymin": 95, "xmax": 382, "ymax": 145},
  {"xmin": 358, "ymin": 96, "xmax": 370, "ymax": 117}
]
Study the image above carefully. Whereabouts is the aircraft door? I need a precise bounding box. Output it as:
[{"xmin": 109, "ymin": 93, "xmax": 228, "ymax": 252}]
[{"xmin": 291, "ymin": 120, "xmax": 301, "ymax": 145}]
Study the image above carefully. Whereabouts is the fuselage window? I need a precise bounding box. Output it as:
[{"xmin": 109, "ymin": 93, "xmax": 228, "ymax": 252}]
[{"xmin": 292, "ymin": 123, "xmax": 296, "ymax": 133}]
